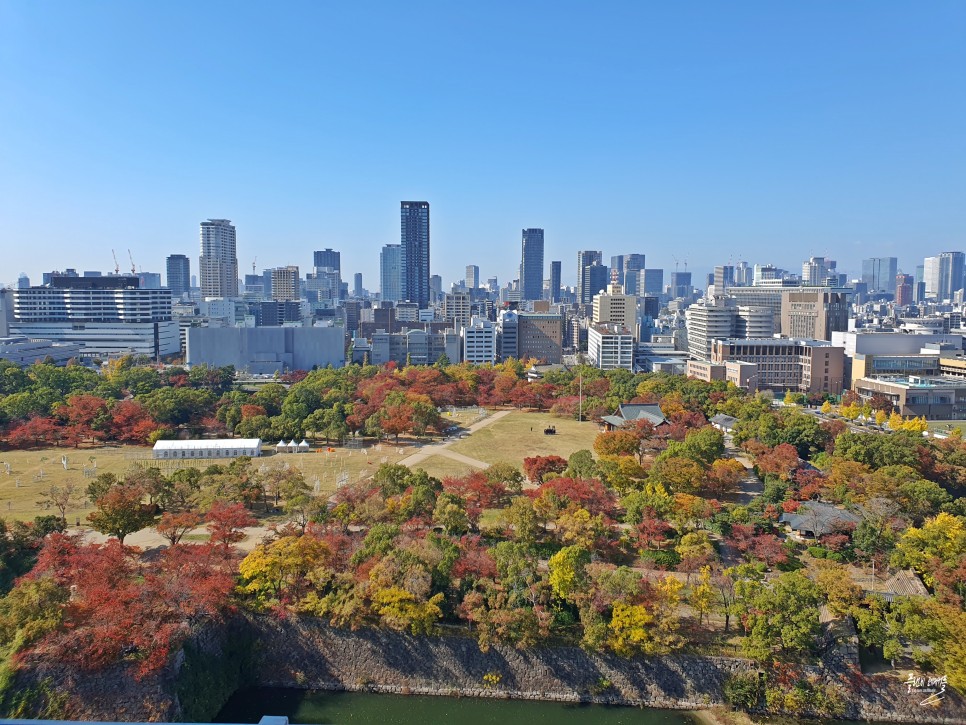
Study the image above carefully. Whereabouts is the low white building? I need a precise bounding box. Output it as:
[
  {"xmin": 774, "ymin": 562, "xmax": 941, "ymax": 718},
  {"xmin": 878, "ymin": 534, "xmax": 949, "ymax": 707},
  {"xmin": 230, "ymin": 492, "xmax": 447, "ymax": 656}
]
[
  {"xmin": 152, "ymin": 438, "xmax": 262, "ymax": 459},
  {"xmin": 588, "ymin": 324, "xmax": 635, "ymax": 370},
  {"xmin": 461, "ymin": 316, "xmax": 497, "ymax": 364}
]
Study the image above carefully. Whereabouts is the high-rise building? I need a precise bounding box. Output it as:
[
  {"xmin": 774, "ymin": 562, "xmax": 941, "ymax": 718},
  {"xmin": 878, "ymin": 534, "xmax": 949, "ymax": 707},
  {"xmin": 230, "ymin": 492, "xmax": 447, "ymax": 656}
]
[
  {"xmin": 713, "ymin": 265, "xmax": 735, "ymax": 297},
  {"xmin": 518, "ymin": 312, "xmax": 565, "ymax": 363},
  {"xmin": 313, "ymin": 249, "xmax": 341, "ymax": 272},
  {"xmin": 520, "ymin": 228, "xmax": 545, "ymax": 301},
  {"xmin": 622, "ymin": 254, "xmax": 646, "ymax": 295},
  {"xmin": 685, "ymin": 298, "xmax": 735, "ymax": 360},
  {"xmin": 353, "ymin": 273, "xmax": 364, "ymax": 298},
  {"xmin": 581, "ymin": 263, "xmax": 609, "ymax": 305},
  {"xmin": 924, "ymin": 252, "xmax": 965, "ymax": 301},
  {"xmin": 199, "ymin": 219, "xmax": 238, "ymax": 298},
  {"xmin": 380, "ymin": 244, "xmax": 401, "ymax": 302},
  {"xmin": 780, "ymin": 289, "xmax": 849, "ymax": 341},
  {"xmin": 465, "ymin": 265, "xmax": 480, "ymax": 289},
  {"xmin": 670, "ymin": 271, "xmax": 692, "ymax": 299},
  {"xmin": 442, "ymin": 292, "xmax": 471, "ymax": 331},
  {"xmin": 861, "ymin": 257, "xmax": 898, "ymax": 293},
  {"xmin": 166, "ymin": 254, "xmax": 190, "ymax": 299},
  {"xmin": 271, "ymin": 266, "xmax": 300, "ymax": 302},
  {"xmin": 588, "ymin": 324, "xmax": 635, "ymax": 371},
  {"xmin": 801, "ymin": 256, "xmax": 836, "ymax": 286},
  {"xmin": 430, "ymin": 275, "xmax": 442, "ymax": 303},
  {"xmin": 462, "ymin": 316, "xmax": 497, "ymax": 364},
  {"xmin": 549, "ymin": 261, "xmax": 562, "ymax": 303},
  {"xmin": 896, "ymin": 274, "xmax": 914, "ymax": 307},
  {"xmin": 576, "ymin": 251, "xmax": 603, "ymax": 304},
  {"xmin": 642, "ymin": 269, "xmax": 664, "ymax": 296},
  {"xmin": 400, "ymin": 201, "xmax": 430, "ymax": 307}
]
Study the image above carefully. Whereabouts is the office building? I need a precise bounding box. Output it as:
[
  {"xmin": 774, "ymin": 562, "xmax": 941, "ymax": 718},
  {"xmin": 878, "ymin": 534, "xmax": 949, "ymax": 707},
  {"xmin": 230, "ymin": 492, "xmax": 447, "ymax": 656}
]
[
  {"xmin": 465, "ymin": 265, "xmax": 479, "ymax": 289},
  {"xmin": 896, "ymin": 274, "xmax": 914, "ymax": 307},
  {"xmin": 353, "ymin": 273, "xmax": 363, "ymax": 298},
  {"xmin": 462, "ymin": 316, "xmax": 497, "ymax": 364},
  {"xmin": 380, "ymin": 244, "xmax": 402, "ymax": 302},
  {"xmin": 703, "ymin": 338, "xmax": 845, "ymax": 394},
  {"xmin": 549, "ymin": 261, "xmax": 562, "ymax": 303},
  {"xmin": 580, "ymin": 262, "xmax": 609, "ymax": 305},
  {"xmin": 12, "ymin": 276, "xmax": 178, "ymax": 358},
  {"xmin": 685, "ymin": 299, "xmax": 735, "ymax": 361},
  {"xmin": 400, "ymin": 201, "xmax": 430, "ymax": 306},
  {"xmin": 199, "ymin": 219, "xmax": 238, "ymax": 298},
  {"xmin": 442, "ymin": 292, "xmax": 471, "ymax": 331},
  {"xmin": 271, "ymin": 266, "xmax": 300, "ymax": 302},
  {"xmin": 801, "ymin": 256, "xmax": 837, "ymax": 286},
  {"xmin": 713, "ymin": 265, "xmax": 735, "ymax": 297},
  {"xmin": 780, "ymin": 288, "xmax": 849, "ymax": 341},
  {"xmin": 521, "ymin": 228, "xmax": 545, "ymax": 301},
  {"xmin": 429, "ymin": 274, "xmax": 442, "ymax": 303},
  {"xmin": 576, "ymin": 251, "xmax": 603, "ymax": 304},
  {"xmin": 593, "ymin": 283, "xmax": 637, "ymax": 337},
  {"xmin": 853, "ymin": 376, "xmax": 966, "ymax": 420},
  {"xmin": 0, "ymin": 336, "xmax": 84, "ymax": 366},
  {"xmin": 588, "ymin": 324, "xmax": 635, "ymax": 371},
  {"xmin": 924, "ymin": 252, "xmax": 965, "ymax": 301},
  {"xmin": 670, "ymin": 271, "xmax": 692, "ymax": 299},
  {"xmin": 861, "ymin": 257, "xmax": 898, "ymax": 293},
  {"xmin": 642, "ymin": 269, "xmax": 664, "ymax": 296},
  {"xmin": 497, "ymin": 309, "xmax": 519, "ymax": 360},
  {"xmin": 166, "ymin": 254, "xmax": 191, "ymax": 299},
  {"xmin": 518, "ymin": 312, "xmax": 565, "ymax": 363},
  {"xmin": 610, "ymin": 254, "xmax": 645, "ymax": 295},
  {"xmin": 313, "ymin": 249, "xmax": 340, "ymax": 272},
  {"xmin": 366, "ymin": 329, "xmax": 460, "ymax": 367}
]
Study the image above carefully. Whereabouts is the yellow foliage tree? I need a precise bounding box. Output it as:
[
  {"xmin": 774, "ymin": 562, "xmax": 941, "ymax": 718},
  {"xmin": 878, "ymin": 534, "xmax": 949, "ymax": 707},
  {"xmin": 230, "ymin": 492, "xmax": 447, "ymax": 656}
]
[
  {"xmin": 689, "ymin": 565, "xmax": 717, "ymax": 626},
  {"xmin": 892, "ymin": 512, "xmax": 966, "ymax": 586},
  {"xmin": 608, "ymin": 601, "xmax": 655, "ymax": 656},
  {"xmin": 820, "ymin": 400, "xmax": 832, "ymax": 415},
  {"xmin": 371, "ymin": 586, "xmax": 444, "ymax": 635}
]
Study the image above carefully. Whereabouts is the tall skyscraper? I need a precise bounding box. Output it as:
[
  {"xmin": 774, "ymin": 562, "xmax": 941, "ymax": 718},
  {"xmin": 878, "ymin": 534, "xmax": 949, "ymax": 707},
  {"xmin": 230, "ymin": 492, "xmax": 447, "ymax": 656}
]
[
  {"xmin": 313, "ymin": 249, "xmax": 341, "ymax": 272},
  {"xmin": 353, "ymin": 273, "xmax": 364, "ymax": 298},
  {"xmin": 581, "ymin": 263, "xmax": 609, "ymax": 305},
  {"xmin": 924, "ymin": 252, "xmax": 965, "ymax": 301},
  {"xmin": 520, "ymin": 228, "xmax": 545, "ymax": 301},
  {"xmin": 861, "ymin": 257, "xmax": 898, "ymax": 293},
  {"xmin": 199, "ymin": 219, "xmax": 238, "ymax": 298},
  {"xmin": 576, "ymin": 250, "xmax": 603, "ymax": 304},
  {"xmin": 400, "ymin": 201, "xmax": 430, "ymax": 307},
  {"xmin": 165, "ymin": 254, "xmax": 190, "ymax": 298},
  {"xmin": 549, "ymin": 261, "xmax": 562, "ymax": 303},
  {"xmin": 380, "ymin": 244, "xmax": 401, "ymax": 302},
  {"xmin": 465, "ymin": 265, "xmax": 479, "ymax": 289},
  {"xmin": 670, "ymin": 271, "xmax": 693, "ymax": 299},
  {"xmin": 801, "ymin": 256, "xmax": 836, "ymax": 286}
]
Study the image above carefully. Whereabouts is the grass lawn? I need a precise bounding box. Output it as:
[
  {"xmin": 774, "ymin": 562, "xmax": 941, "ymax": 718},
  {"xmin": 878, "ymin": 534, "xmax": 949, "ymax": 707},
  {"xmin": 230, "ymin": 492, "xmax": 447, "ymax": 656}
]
[
  {"xmin": 447, "ymin": 411, "xmax": 598, "ymax": 467},
  {"xmin": 927, "ymin": 421, "xmax": 966, "ymax": 434},
  {"xmin": 0, "ymin": 439, "xmax": 412, "ymax": 523},
  {"xmin": 411, "ymin": 455, "xmax": 477, "ymax": 480}
]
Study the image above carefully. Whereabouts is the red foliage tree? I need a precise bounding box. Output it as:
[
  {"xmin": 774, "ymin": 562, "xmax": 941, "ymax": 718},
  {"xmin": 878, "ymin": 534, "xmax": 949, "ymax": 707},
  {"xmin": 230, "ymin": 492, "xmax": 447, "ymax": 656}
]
[
  {"xmin": 7, "ymin": 416, "xmax": 60, "ymax": 448},
  {"xmin": 748, "ymin": 533, "xmax": 788, "ymax": 567},
  {"xmin": 529, "ymin": 477, "xmax": 618, "ymax": 518},
  {"xmin": 205, "ymin": 501, "xmax": 257, "ymax": 554},
  {"xmin": 754, "ymin": 443, "xmax": 801, "ymax": 482},
  {"xmin": 109, "ymin": 400, "xmax": 159, "ymax": 444},
  {"xmin": 522, "ymin": 455, "xmax": 568, "ymax": 483}
]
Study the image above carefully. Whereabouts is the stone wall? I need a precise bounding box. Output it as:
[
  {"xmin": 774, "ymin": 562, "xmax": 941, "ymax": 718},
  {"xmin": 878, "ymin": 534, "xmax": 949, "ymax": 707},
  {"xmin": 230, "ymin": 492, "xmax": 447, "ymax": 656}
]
[{"xmin": 10, "ymin": 615, "xmax": 966, "ymax": 724}]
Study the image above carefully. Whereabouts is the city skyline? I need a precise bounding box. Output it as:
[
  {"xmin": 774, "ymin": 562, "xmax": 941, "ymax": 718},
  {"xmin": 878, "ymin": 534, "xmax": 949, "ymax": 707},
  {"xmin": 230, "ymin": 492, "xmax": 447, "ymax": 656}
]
[{"xmin": 1, "ymin": 2, "xmax": 963, "ymax": 288}]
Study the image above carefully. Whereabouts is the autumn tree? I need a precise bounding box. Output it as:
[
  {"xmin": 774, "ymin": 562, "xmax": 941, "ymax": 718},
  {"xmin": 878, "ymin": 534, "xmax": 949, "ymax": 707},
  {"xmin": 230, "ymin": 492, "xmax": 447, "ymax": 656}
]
[
  {"xmin": 87, "ymin": 483, "xmax": 156, "ymax": 545},
  {"xmin": 36, "ymin": 482, "xmax": 83, "ymax": 524},
  {"xmin": 523, "ymin": 455, "xmax": 568, "ymax": 483},
  {"xmin": 206, "ymin": 501, "xmax": 258, "ymax": 555},
  {"xmin": 156, "ymin": 511, "xmax": 203, "ymax": 546}
]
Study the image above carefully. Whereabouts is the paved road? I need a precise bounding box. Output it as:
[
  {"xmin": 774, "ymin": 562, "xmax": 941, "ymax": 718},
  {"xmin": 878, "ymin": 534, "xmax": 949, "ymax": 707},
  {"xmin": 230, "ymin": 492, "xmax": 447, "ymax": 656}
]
[{"xmin": 397, "ymin": 409, "xmax": 512, "ymax": 470}]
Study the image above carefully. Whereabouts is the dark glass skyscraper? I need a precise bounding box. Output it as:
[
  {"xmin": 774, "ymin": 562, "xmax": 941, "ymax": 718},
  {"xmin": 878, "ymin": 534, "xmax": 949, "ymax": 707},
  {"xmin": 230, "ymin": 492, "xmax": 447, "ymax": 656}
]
[
  {"xmin": 549, "ymin": 261, "xmax": 561, "ymax": 303},
  {"xmin": 400, "ymin": 201, "xmax": 430, "ymax": 307},
  {"xmin": 577, "ymin": 250, "xmax": 603, "ymax": 304},
  {"xmin": 520, "ymin": 228, "xmax": 545, "ymax": 301},
  {"xmin": 165, "ymin": 254, "xmax": 190, "ymax": 298},
  {"xmin": 314, "ymin": 248, "xmax": 341, "ymax": 272}
]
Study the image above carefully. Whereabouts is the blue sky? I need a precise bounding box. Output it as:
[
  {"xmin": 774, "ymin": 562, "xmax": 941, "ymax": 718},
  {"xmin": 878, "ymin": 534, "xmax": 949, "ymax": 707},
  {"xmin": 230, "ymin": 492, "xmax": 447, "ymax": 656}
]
[{"xmin": 1, "ymin": 1, "xmax": 963, "ymax": 290}]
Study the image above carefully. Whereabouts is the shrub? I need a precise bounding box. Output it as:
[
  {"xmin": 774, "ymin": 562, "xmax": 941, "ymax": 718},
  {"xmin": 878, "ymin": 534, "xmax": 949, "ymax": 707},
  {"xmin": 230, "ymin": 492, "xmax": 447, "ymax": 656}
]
[
  {"xmin": 723, "ymin": 672, "xmax": 763, "ymax": 710},
  {"xmin": 807, "ymin": 546, "xmax": 826, "ymax": 558},
  {"xmin": 638, "ymin": 548, "xmax": 681, "ymax": 569}
]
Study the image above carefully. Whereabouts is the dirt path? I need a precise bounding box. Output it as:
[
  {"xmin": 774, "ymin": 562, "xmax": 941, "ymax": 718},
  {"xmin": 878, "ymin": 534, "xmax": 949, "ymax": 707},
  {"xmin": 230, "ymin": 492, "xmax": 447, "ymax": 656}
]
[{"xmin": 397, "ymin": 409, "xmax": 512, "ymax": 470}]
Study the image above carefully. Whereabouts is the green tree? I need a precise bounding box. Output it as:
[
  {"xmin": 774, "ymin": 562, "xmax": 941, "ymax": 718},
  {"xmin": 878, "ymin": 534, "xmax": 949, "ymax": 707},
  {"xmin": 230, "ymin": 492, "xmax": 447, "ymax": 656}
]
[
  {"xmin": 742, "ymin": 571, "xmax": 822, "ymax": 659},
  {"xmin": 87, "ymin": 483, "xmax": 156, "ymax": 545}
]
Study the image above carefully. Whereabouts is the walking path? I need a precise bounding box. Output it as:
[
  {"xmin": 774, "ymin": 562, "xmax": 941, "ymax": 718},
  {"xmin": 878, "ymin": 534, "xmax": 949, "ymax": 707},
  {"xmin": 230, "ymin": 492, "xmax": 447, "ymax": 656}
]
[{"xmin": 397, "ymin": 409, "xmax": 512, "ymax": 470}]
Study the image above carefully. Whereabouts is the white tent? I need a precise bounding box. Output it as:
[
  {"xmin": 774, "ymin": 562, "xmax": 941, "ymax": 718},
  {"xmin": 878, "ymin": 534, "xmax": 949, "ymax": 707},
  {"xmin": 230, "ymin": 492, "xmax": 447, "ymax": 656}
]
[
  {"xmin": 298, "ymin": 439, "xmax": 310, "ymax": 452},
  {"xmin": 276, "ymin": 440, "xmax": 287, "ymax": 452},
  {"xmin": 287, "ymin": 440, "xmax": 298, "ymax": 451}
]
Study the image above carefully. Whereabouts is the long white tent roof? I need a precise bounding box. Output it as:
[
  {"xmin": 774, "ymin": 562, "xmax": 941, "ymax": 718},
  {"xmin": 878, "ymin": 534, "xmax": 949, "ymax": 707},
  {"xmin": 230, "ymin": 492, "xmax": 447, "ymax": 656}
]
[{"xmin": 153, "ymin": 439, "xmax": 262, "ymax": 451}]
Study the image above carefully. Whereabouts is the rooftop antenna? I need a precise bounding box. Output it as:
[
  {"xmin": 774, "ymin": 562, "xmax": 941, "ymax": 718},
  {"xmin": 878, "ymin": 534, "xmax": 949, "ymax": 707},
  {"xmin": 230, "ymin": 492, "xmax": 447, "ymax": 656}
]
[
  {"xmin": 127, "ymin": 249, "xmax": 136, "ymax": 275},
  {"xmin": 111, "ymin": 250, "xmax": 120, "ymax": 275}
]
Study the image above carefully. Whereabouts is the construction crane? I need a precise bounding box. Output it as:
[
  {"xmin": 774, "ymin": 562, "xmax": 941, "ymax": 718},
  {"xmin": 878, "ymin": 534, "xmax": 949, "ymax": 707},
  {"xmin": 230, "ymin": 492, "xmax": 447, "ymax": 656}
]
[
  {"xmin": 111, "ymin": 250, "xmax": 120, "ymax": 275},
  {"xmin": 127, "ymin": 249, "xmax": 136, "ymax": 275}
]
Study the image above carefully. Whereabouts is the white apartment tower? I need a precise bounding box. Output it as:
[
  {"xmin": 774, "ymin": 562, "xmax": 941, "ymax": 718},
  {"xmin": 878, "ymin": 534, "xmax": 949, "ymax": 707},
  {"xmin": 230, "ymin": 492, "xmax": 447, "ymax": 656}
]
[{"xmin": 199, "ymin": 219, "xmax": 239, "ymax": 298}]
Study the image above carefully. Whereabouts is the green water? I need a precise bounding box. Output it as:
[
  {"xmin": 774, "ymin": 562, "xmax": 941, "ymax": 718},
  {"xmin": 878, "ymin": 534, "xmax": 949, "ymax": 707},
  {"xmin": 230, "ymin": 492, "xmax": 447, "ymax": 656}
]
[{"xmin": 215, "ymin": 688, "xmax": 699, "ymax": 725}]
